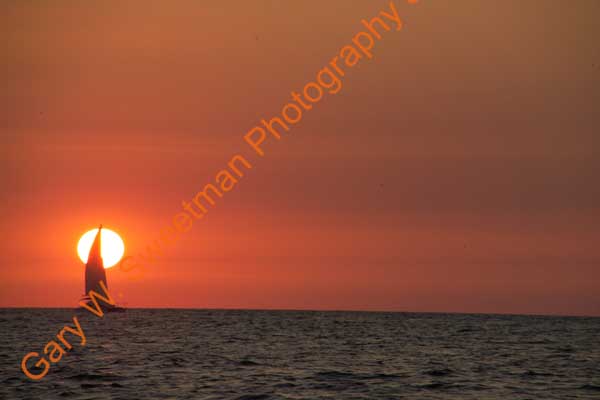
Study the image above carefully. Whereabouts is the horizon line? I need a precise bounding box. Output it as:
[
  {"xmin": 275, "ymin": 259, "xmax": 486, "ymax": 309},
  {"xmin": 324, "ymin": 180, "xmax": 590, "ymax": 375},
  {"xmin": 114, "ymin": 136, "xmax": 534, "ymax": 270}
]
[{"xmin": 0, "ymin": 306, "xmax": 598, "ymax": 319}]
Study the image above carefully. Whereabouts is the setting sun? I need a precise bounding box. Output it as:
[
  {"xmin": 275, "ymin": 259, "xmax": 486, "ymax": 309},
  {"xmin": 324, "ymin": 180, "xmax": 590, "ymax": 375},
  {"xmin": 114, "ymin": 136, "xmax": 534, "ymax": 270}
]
[{"xmin": 77, "ymin": 228, "xmax": 125, "ymax": 268}]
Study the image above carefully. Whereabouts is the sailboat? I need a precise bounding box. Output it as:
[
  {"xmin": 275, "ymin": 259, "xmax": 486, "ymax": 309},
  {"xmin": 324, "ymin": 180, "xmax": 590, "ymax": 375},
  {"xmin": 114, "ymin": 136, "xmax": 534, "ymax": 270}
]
[{"xmin": 79, "ymin": 224, "xmax": 125, "ymax": 312}]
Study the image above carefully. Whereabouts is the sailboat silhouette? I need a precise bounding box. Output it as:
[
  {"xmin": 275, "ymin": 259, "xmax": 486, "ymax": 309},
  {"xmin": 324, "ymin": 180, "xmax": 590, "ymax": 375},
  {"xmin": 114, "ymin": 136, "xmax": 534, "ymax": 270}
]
[{"xmin": 79, "ymin": 225, "xmax": 125, "ymax": 312}]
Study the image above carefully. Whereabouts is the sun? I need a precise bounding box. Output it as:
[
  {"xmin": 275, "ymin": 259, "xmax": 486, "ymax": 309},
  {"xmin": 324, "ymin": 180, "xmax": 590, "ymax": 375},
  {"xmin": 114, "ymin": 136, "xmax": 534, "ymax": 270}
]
[{"xmin": 77, "ymin": 228, "xmax": 125, "ymax": 268}]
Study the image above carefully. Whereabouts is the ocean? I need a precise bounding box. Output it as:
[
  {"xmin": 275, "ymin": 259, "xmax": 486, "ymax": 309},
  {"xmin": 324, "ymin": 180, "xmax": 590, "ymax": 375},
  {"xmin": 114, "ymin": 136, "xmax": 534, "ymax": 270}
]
[{"xmin": 1, "ymin": 309, "xmax": 599, "ymax": 399}]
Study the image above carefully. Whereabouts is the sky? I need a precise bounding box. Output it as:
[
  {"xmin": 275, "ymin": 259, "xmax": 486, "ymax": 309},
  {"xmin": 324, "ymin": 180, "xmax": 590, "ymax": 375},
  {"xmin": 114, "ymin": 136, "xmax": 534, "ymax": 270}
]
[{"xmin": 1, "ymin": 0, "xmax": 599, "ymax": 315}]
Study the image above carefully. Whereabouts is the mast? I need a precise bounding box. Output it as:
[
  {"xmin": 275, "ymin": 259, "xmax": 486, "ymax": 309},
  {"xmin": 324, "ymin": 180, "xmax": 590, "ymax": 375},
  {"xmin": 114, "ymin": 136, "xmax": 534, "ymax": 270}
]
[{"xmin": 84, "ymin": 225, "xmax": 108, "ymax": 295}]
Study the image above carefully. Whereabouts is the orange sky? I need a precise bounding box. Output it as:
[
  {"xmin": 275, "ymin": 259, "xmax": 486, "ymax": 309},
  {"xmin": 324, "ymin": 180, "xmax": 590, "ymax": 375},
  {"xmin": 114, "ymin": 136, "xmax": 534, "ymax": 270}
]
[{"xmin": 1, "ymin": 0, "xmax": 599, "ymax": 315}]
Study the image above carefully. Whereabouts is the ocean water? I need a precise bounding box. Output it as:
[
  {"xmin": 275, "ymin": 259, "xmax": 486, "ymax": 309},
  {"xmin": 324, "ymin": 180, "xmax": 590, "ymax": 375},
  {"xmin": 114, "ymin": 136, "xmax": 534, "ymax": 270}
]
[{"xmin": 1, "ymin": 309, "xmax": 599, "ymax": 399}]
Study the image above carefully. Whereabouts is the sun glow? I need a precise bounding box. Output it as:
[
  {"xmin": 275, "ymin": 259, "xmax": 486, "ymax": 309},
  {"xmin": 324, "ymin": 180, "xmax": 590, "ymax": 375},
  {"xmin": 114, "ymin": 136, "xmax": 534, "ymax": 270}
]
[{"xmin": 77, "ymin": 228, "xmax": 125, "ymax": 268}]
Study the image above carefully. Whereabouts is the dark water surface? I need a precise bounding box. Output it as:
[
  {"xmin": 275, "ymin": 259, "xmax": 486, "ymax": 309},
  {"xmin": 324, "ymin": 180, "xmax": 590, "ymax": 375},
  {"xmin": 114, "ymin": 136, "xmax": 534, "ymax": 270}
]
[{"xmin": 1, "ymin": 309, "xmax": 599, "ymax": 399}]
